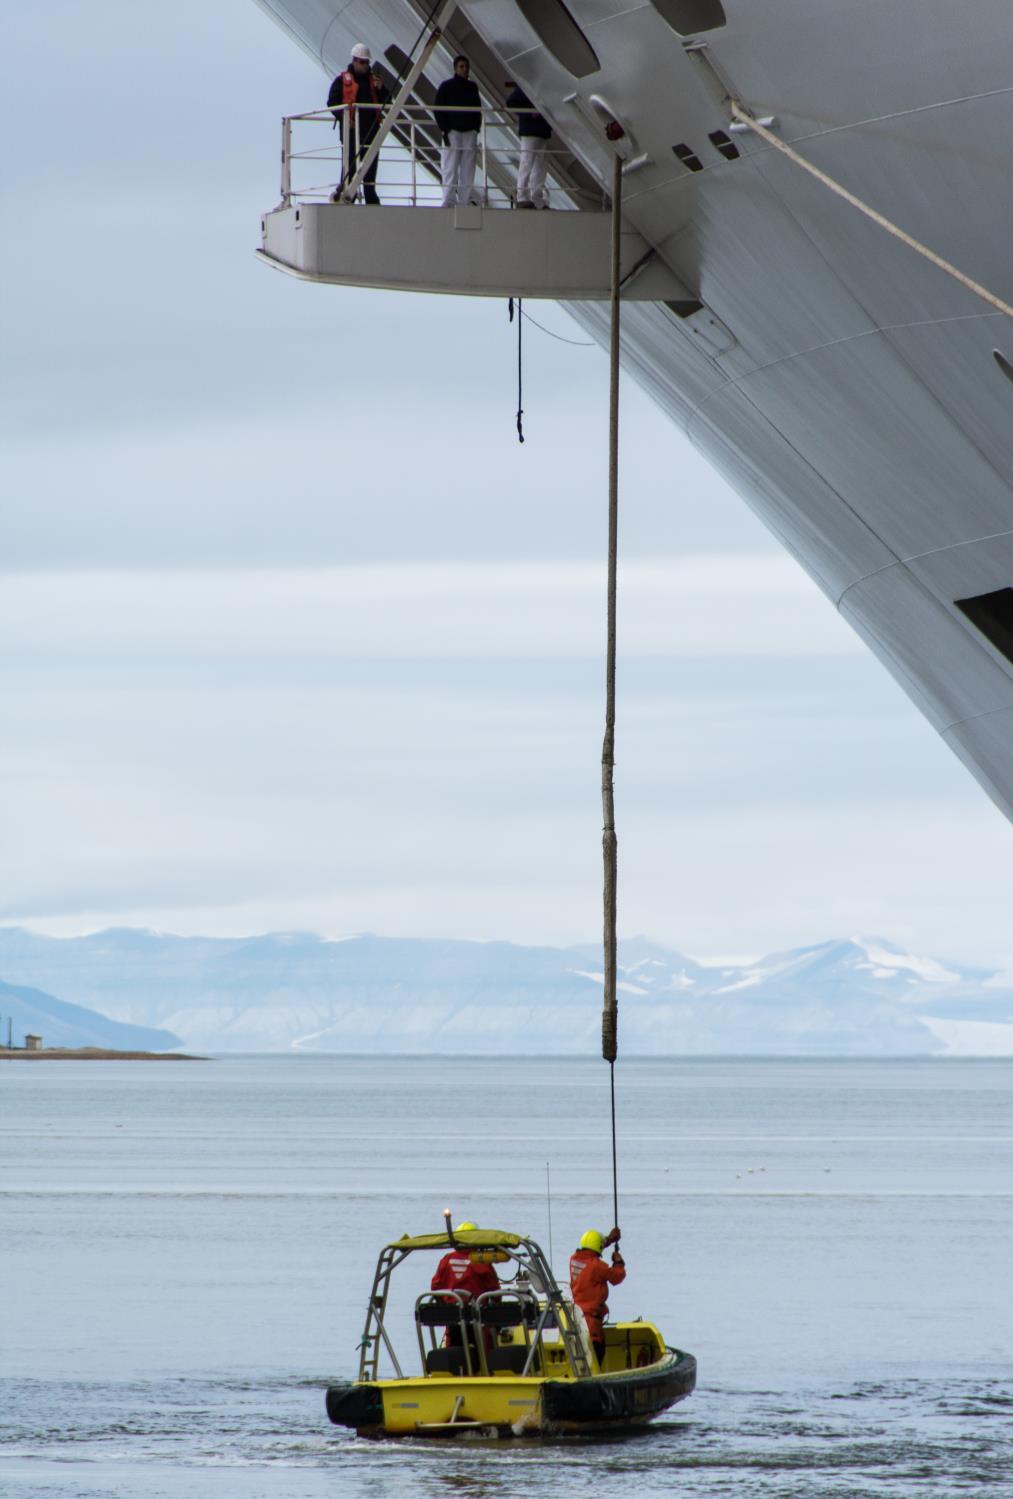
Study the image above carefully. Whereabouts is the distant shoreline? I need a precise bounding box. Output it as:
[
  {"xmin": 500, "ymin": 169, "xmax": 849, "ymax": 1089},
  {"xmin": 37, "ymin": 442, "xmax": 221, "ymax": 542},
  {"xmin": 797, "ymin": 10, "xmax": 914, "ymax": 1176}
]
[{"xmin": 0, "ymin": 1048, "xmax": 205, "ymax": 1061}]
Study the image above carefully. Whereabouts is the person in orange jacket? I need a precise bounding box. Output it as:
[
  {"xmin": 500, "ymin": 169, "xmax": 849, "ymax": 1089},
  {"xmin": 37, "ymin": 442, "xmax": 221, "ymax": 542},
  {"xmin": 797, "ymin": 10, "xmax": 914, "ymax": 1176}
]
[
  {"xmin": 432, "ymin": 1222, "xmax": 501, "ymax": 1363},
  {"xmin": 569, "ymin": 1226, "xmax": 624, "ymax": 1365},
  {"xmin": 327, "ymin": 44, "xmax": 384, "ymax": 204}
]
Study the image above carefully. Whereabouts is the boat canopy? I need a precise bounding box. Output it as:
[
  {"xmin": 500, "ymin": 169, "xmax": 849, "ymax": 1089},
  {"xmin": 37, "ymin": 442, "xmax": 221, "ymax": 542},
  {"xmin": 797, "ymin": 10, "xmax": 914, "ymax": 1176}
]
[{"xmin": 387, "ymin": 1228, "xmax": 523, "ymax": 1252}]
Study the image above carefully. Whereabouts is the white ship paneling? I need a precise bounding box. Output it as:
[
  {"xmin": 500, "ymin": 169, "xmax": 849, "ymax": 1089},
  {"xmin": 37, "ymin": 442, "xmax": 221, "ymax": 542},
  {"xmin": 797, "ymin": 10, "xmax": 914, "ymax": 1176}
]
[
  {"xmin": 882, "ymin": 321, "xmax": 1013, "ymax": 488},
  {"xmin": 684, "ymin": 383, "xmax": 899, "ymax": 600},
  {"xmin": 650, "ymin": 180, "xmax": 880, "ymax": 365},
  {"xmin": 742, "ymin": 117, "xmax": 1013, "ymax": 332},
  {"xmin": 713, "ymin": 0, "xmax": 1013, "ymax": 123},
  {"xmin": 911, "ymin": 546, "xmax": 1013, "ymax": 618},
  {"xmin": 737, "ymin": 340, "xmax": 1012, "ymax": 557},
  {"xmin": 840, "ymin": 568, "xmax": 1013, "ymax": 724},
  {"xmin": 945, "ymin": 712, "xmax": 1013, "ymax": 821},
  {"xmin": 254, "ymin": 0, "xmax": 1013, "ymax": 824}
]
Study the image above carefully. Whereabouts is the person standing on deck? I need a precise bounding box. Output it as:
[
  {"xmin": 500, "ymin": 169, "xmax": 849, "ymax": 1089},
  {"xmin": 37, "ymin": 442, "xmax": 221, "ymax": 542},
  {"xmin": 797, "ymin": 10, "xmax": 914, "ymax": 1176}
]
[
  {"xmin": 505, "ymin": 81, "xmax": 553, "ymax": 208},
  {"xmin": 434, "ymin": 56, "xmax": 482, "ymax": 208},
  {"xmin": 328, "ymin": 44, "xmax": 383, "ymax": 204},
  {"xmin": 569, "ymin": 1227, "xmax": 624, "ymax": 1365}
]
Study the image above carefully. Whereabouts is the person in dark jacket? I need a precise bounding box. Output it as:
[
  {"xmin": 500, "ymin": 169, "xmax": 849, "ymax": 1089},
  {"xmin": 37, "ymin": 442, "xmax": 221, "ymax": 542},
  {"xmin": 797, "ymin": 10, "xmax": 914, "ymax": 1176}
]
[
  {"xmin": 434, "ymin": 56, "xmax": 482, "ymax": 208},
  {"xmin": 505, "ymin": 81, "xmax": 552, "ymax": 208},
  {"xmin": 327, "ymin": 43, "xmax": 384, "ymax": 204}
]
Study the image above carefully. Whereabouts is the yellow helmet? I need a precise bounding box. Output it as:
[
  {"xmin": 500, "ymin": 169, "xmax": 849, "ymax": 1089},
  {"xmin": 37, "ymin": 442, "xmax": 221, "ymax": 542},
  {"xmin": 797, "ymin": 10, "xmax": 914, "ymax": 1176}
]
[
  {"xmin": 579, "ymin": 1229, "xmax": 604, "ymax": 1254},
  {"xmin": 455, "ymin": 1221, "xmax": 477, "ymax": 1233}
]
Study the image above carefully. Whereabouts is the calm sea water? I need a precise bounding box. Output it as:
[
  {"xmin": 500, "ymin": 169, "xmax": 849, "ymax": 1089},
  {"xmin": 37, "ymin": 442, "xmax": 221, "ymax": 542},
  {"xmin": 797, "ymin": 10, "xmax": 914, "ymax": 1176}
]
[{"xmin": 2, "ymin": 1055, "xmax": 1012, "ymax": 1497}]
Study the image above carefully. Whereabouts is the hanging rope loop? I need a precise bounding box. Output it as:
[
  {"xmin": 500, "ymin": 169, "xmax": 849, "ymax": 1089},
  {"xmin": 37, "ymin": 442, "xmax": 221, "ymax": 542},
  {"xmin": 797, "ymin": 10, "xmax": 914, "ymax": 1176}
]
[{"xmin": 508, "ymin": 296, "xmax": 525, "ymax": 442}]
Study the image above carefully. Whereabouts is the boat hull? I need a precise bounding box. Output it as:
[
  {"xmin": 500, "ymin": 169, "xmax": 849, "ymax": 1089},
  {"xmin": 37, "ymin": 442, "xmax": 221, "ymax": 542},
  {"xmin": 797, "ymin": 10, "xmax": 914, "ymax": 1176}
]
[
  {"xmin": 325, "ymin": 1347, "xmax": 696, "ymax": 1438},
  {"xmin": 543, "ymin": 1348, "xmax": 697, "ymax": 1431}
]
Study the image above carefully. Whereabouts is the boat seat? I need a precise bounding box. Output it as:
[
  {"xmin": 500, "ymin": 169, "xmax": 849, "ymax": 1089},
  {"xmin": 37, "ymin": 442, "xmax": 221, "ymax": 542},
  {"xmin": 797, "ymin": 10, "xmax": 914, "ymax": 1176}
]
[
  {"xmin": 417, "ymin": 1301, "xmax": 468, "ymax": 1328},
  {"xmin": 487, "ymin": 1347, "xmax": 533, "ymax": 1376},
  {"xmin": 477, "ymin": 1301, "xmax": 531, "ymax": 1327},
  {"xmin": 425, "ymin": 1348, "xmax": 470, "ymax": 1376}
]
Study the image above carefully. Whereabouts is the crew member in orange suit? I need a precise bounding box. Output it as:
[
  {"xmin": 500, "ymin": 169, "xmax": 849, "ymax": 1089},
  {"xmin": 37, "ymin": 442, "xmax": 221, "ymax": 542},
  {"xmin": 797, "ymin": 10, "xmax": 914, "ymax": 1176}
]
[
  {"xmin": 432, "ymin": 1222, "xmax": 500, "ymax": 1363},
  {"xmin": 569, "ymin": 1226, "xmax": 624, "ymax": 1365}
]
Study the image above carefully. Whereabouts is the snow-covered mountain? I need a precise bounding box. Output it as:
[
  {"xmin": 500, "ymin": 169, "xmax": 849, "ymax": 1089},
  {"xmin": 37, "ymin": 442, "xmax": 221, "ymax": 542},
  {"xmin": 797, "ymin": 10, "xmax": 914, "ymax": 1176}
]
[{"xmin": 0, "ymin": 928, "xmax": 1010, "ymax": 1056}]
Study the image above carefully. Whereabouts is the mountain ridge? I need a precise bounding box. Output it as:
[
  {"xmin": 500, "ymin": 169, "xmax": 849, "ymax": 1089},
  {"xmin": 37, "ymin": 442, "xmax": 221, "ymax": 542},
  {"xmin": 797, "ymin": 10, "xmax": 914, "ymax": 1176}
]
[
  {"xmin": 1, "ymin": 927, "xmax": 1010, "ymax": 1056},
  {"xmin": 0, "ymin": 977, "xmax": 183, "ymax": 1052}
]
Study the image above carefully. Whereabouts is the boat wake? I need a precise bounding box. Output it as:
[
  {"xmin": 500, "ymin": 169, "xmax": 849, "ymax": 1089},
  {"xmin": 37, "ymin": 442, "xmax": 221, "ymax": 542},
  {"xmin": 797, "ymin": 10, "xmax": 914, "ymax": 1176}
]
[{"xmin": 2, "ymin": 1374, "xmax": 1011, "ymax": 1496}]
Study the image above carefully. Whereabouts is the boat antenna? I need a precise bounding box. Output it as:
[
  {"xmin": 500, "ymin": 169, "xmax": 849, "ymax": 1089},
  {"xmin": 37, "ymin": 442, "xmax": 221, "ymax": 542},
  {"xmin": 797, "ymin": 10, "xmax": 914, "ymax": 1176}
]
[
  {"xmin": 545, "ymin": 1161, "xmax": 554, "ymax": 1267},
  {"xmin": 601, "ymin": 150, "xmax": 622, "ymax": 1236},
  {"xmin": 443, "ymin": 1207, "xmax": 456, "ymax": 1246}
]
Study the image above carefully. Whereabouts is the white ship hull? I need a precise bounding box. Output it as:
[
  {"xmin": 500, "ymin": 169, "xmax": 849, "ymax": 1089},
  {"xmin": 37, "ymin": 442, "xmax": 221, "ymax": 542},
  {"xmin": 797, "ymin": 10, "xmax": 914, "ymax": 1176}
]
[{"xmin": 254, "ymin": 0, "xmax": 1013, "ymax": 821}]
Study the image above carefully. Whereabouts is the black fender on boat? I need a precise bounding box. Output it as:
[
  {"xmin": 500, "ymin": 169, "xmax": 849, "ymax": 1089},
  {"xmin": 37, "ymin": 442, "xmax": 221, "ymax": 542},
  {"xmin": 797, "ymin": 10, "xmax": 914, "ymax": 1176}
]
[
  {"xmin": 326, "ymin": 1380, "xmax": 384, "ymax": 1430},
  {"xmin": 541, "ymin": 1348, "xmax": 696, "ymax": 1428}
]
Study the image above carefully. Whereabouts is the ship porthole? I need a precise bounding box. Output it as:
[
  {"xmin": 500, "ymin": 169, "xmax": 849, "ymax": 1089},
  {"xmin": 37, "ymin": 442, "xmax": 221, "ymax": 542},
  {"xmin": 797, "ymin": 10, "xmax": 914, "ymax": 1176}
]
[{"xmin": 993, "ymin": 349, "xmax": 1013, "ymax": 384}]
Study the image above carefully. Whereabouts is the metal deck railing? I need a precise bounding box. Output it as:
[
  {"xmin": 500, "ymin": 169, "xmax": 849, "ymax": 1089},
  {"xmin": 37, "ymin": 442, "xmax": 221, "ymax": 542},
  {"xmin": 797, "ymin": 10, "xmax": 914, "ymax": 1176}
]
[{"xmin": 279, "ymin": 102, "xmax": 602, "ymax": 211}]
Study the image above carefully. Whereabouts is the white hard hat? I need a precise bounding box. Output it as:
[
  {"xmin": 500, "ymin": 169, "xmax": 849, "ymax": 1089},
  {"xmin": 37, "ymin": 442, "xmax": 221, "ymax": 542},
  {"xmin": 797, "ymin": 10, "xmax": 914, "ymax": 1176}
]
[{"xmin": 350, "ymin": 43, "xmax": 370, "ymax": 61}]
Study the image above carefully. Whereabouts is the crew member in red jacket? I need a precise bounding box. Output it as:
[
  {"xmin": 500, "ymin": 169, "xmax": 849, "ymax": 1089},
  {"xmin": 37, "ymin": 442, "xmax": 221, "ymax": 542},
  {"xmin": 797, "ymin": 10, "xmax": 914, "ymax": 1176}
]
[
  {"xmin": 569, "ymin": 1226, "xmax": 624, "ymax": 1365},
  {"xmin": 432, "ymin": 1222, "xmax": 501, "ymax": 1362}
]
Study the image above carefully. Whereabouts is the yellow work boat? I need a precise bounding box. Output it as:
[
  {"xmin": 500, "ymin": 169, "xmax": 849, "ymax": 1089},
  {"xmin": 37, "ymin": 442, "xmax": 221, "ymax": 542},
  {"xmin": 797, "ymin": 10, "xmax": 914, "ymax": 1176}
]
[{"xmin": 325, "ymin": 1226, "xmax": 696, "ymax": 1438}]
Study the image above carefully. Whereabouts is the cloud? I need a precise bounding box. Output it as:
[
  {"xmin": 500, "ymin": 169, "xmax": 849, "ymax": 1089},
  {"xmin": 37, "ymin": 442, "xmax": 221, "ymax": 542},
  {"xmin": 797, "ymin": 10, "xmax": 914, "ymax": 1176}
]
[
  {"xmin": 2, "ymin": 338, "xmax": 772, "ymax": 568},
  {"xmin": 3, "ymin": 560, "xmax": 1010, "ymax": 965},
  {"xmin": 2, "ymin": 2, "xmax": 774, "ymax": 570},
  {"xmin": 0, "ymin": 558, "xmax": 859, "ymax": 664},
  {"xmin": 3, "ymin": 1, "xmax": 1011, "ymax": 969}
]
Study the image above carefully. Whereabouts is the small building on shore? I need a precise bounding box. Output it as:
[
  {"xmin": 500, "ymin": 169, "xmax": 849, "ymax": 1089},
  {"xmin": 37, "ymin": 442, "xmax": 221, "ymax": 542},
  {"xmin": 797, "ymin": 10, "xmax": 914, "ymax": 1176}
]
[{"xmin": 24, "ymin": 1034, "xmax": 43, "ymax": 1051}]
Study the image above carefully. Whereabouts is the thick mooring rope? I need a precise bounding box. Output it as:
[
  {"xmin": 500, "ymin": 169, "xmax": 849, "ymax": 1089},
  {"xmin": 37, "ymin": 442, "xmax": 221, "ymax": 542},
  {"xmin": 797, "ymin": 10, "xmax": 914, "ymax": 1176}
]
[
  {"xmin": 601, "ymin": 153, "xmax": 622, "ymax": 1226},
  {"xmin": 730, "ymin": 103, "xmax": 1013, "ymax": 322}
]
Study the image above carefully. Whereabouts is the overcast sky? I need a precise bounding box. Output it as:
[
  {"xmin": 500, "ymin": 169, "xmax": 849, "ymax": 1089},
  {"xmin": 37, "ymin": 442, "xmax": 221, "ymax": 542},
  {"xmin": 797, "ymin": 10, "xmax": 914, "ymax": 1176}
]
[{"xmin": 3, "ymin": 1, "xmax": 1011, "ymax": 966}]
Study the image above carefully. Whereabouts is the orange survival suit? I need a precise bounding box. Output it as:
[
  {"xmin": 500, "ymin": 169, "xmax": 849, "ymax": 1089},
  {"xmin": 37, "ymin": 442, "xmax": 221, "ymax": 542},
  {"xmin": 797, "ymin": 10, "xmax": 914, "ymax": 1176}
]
[
  {"xmin": 569, "ymin": 1247, "xmax": 626, "ymax": 1345},
  {"xmin": 431, "ymin": 1249, "xmax": 500, "ymax": 1303},
  {"xmin": 432, "ymin": 1249, "xmax": 500, "ymax": 1360}
]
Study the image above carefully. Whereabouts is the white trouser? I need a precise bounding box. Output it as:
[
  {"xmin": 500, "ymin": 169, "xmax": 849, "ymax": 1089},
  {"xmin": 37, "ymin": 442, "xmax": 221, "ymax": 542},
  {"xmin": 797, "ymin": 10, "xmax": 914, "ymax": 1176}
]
[
  {"xmin": 441, "ymin": 130, "xmax": 478, "ymax": 208},
  {"xmin": 517, "ymin": 137, "xmax": 549, "ymax": 207}
]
